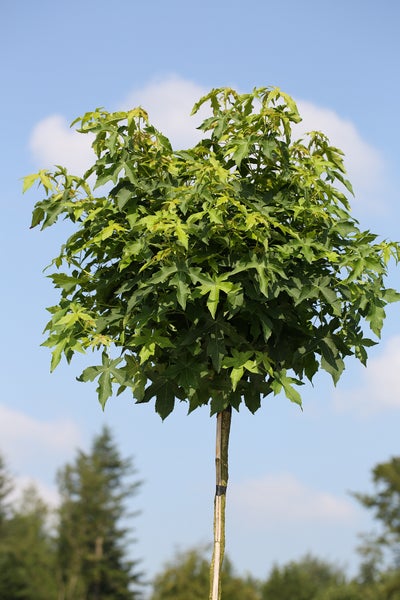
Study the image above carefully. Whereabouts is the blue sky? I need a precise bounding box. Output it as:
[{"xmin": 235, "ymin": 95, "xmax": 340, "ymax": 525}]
[{"xmin": 2, "ymin": 0, "xmax": 400, "ymax": 589}]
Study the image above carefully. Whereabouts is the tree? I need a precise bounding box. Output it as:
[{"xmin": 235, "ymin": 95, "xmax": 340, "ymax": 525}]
[
  {"xmin": 260, "ymin": 555, "xmax": 386, "ymax": 600},
  {"xmin": 354, "ymin": 457, "xmax": 400, "ymax": 597},
  {"xmin": 0, "ymin": 480, "xmax": 58, "ymax": 600},
  {"xmin": 56, "ymin": 426, "xmax": 142, "ymax": 599},
  {"xmin": 314, "ymin": 582, "xmax": 384, "ymax": 600},
  {"xmin": 261, "ymin": 554, "xmax": 345, "ymax": 600},
  {"xmin": 150, "ymin": 547, "xmax": 261, "ymax": 600},
  {"xmin": 356, "ymin": 532, "xmax": 385, "ymax": 585},
  {"xmin": 354, "ymin": 458, "xmax": 400, "ymax": 562},
  {"xmin": 0, "ymin": 454, "xmax": 20, "ymax": 599},
  {"xmin": 0, "ymin": 454, "xmax": 13, "ymax": 527},
  {"xmin": 25, "ymin": 86, "xmax": 400, "ymax": 599}
]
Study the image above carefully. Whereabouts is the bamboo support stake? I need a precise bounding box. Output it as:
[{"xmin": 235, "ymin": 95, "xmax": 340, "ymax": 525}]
[{"xmin": 209, "ymin": 406, "xmax": 232, "ymax": 600}]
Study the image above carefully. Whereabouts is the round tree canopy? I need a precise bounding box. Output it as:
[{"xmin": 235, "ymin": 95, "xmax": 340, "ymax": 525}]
[{"xmin": 25, "ymin": 87, "xmax": 400, "ymax": 418}]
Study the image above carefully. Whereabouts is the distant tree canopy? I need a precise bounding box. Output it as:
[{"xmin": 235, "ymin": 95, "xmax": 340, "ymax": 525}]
[
  {"xmin": 0, "ymin": 462, "xmax": 57, "ymax": 600},
  {"xmin": 261, "ymin": 554, "xmax": 345, "ymax": 600},
  {"xmin": 0, "ymin": 455, "xmax": 12, "ymax": 525},
  {"xmin": 150, "ymin": 547, "xmax": 261, "ymax": 600},
  {"xmin": 354, "ymin": 457, "xmax": 400, "ymax": 560},
  {"xmin": 4, "ymin": 447, "xmax": 400, "ymax": 599},
  {"xmin": 354, "ymin": 456, "xmax": 400, "ymax": 598},
  {"xmin": 57, "ymin": 426, "xmax": 143, "ymax": 600},
  {"xmin": 148, "ymin": 547, "xmax": 392, "ymax": 600},
  {"xmin": 0, "ymin": 428, "xmax": 143, "ymax": 600}
]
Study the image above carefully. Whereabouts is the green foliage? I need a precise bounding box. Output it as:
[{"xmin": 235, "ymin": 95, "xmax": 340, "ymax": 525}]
[
  {"xmin": 25, "ymin": 87, "xmax": 400, "ymax": 418},
  {"xmin": 0, "ymin": 484, "xmax": 58, "ymax": 600},
  {"xmin": 314, "ymin": 582, "xmax": 382, "ymax": 600},
  {"xmin": 0, "ymin": 432, "xmax": 143, "ymax": 600},
  {"xmin": 57, "ymin": 426, "xmax": 143, "ymax": 599},
  {"xmin": 261, "ymin": 554, "xmax": 345, "ymax": 600},
  {"xmin": 0, "ymin": 455, "xmax": 13, "ymax": 525},
  {"xmin": 259, "ymin": 553, "xmax": 391, "ymax": 600},
  {"xmin": 380, "ymin": 570, "xmax": 400, "ymax": 599},
  {"xmin": 354, "ymin": 456, "xmax": 400, "ymax": 598},
  {"xmin": 356, "ymin": 533, "xmax": 385, "ymax": 585},
  {"xmin": 354, "ymin": 457, "xmax": 400, "ymax": 562},
  {"xmin": 150, "ymin": 547, "xmax": 261, "ymax": 600}
]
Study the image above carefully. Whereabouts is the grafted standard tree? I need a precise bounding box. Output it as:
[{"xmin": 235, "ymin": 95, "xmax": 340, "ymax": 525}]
[{"xmin": 25, "ymin": 87, "xmax": 400, "ymax": 599}]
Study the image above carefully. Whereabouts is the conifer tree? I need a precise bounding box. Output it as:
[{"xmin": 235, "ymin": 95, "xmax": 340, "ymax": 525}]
[{"xmin": 57, "ymin": 426, "xmax": 142, "ymax": 599}]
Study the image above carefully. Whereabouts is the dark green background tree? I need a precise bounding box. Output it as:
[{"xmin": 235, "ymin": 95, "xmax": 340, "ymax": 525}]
[
  {"xmin": 57, "ymin": 426, "xmax": 143, "ymax": 600},
  {"xmin": 354, "ymin": 457, "xmax": 400, "ymax": 598},
  {"xmin": 150, "ymin": 547, "xmax": 261, "ymax": 600},
  {"xmin": 354, "ymin": 457, "xmax": 400, "ymax": 563},
  {"xmin": 4, "ymin": 446, "xmax": 400, "ymax": 599},
  {"xmin": 0, "ymin": 430, "xmax": 142, "ymax": 600},
  {"xmin": 148, "ymin": 548, "xmax": 388, "ymax": 600},
  {"xmin": 0, "ymin": 455, "xmax": 12, "ymax": 526},
  {"xmin": 261, "ymin": 555, "xmax": 345, "ymax": 600},
  {"xmin": 0, "ymin": 459, "xmax": 58, "ymax": 600},
  {"xmin": 25, "ymin": 86, "xmax": 400, "ymax": 599}
]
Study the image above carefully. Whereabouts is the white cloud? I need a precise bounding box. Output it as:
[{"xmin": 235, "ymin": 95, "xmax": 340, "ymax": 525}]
[
  {"xmin": 120, "ymin": 74, "xmax": 209, "ymax": 149},
  {"xmin": 334, "ymin": 335, "xmax": 400, "ymax": 414},
  {"xmin": 294, "ymin": 100, "xmax": 385, "ymax": 211},
  {"xmin": 0, "ymin": 404, "xmax": 82, "ymax": 475},
  {"xmin": 230, "ymin": 473, "xmax": 355, "ymax": 525},
  {"xmin": 29, "ymin": 114, "xmax": 95, "ymax": 175}
]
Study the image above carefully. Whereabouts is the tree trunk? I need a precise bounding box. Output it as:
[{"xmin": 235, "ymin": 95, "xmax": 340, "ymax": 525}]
[
  {"xmin": 209, "ymin": 406, "xmax": 232, "ymax": 600},
  {"xmin": 93, "ymin": 536, "xmax": 103, "ymax": 600}
]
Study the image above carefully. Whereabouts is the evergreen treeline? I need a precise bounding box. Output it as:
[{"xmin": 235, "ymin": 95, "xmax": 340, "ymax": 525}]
[
  {"xmin": 2, "ymin": 429, "xmax": 400, "ymax": 599},
  {"xmin": 149, "ymin": 546, "xmax": 400, "ymax": 600},
  {"xmin": 0, "ymin": 427, "xmax": 142, "ymax": 600}
]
